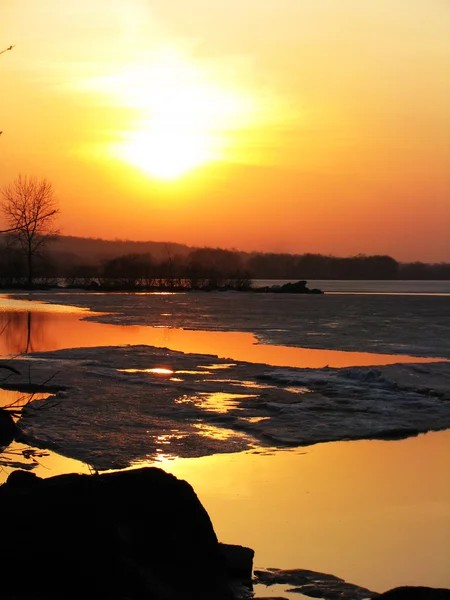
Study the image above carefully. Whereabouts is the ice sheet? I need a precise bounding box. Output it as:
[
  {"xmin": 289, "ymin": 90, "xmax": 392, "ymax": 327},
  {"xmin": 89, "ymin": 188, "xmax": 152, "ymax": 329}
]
[{"xmin": 4, "ymin": 345, "xmax": 449, "ymax": 470}]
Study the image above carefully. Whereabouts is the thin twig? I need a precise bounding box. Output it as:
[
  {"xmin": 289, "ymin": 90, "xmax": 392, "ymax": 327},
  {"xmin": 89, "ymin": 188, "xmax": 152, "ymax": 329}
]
[
  {"xmin": 40, "ymin": 371, "xmax": 60, "ymax": 387},
  {"xmin": 0, "ymin": 364, "xmax": 21, "ymax": 375},
  {"xmin": 0, "ymin": 45, "xmax": 15, "ymax": 56}
]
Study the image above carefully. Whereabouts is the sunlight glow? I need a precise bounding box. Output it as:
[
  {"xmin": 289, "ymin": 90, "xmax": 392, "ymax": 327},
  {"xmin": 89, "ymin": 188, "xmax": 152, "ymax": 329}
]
[{"xmin": 84, "ymin": 50, "xmax": 261, "ymax": 180}]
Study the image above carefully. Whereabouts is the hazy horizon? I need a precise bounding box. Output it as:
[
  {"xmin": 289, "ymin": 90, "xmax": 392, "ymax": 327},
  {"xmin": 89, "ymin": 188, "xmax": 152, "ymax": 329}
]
[
  {"xmin": 2, "ymin": 1, "xmax": 449, "ymax": 262},
  {"xmin": 45, "ymin": 233, "xmax": 450, "ymax": 264}
]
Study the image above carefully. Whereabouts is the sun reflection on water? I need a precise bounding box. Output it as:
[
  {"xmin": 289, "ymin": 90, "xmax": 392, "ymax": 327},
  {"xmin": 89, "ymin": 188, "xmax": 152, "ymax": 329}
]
[
  {"xmin": 243, "ymin": 416, "xmax": 270, "ymax": 424},
  {"xmin": 199, "ymin": 364, "xmax": 237, "ymax": 370},
  {"xmin": 174, "ymin": 391, "xmax": 258, "ymax": 414},
  {"xmin": 193, "ymin": 423, "xmax": 249, "ymax": 441},
  {"xmin": 119, "ymin": 367, "xmax": 174, "ymax": 375},
  {"xmin": 176, "ymin": 370, "xmax": 212, "ymax": 375},
  {"xmin": 198, "ymin": 392, "xmax": 257, "ymax": 414}
]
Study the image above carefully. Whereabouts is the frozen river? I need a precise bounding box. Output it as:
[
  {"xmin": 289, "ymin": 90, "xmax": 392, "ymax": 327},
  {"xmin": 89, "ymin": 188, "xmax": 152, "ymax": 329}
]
[
  {"xmin": 9, "ymin": 286, "xmax": 450, "ymax": 357},
  {"xmin": 0, "ymin": 288, "xmax": 449, "ymax": 597}
]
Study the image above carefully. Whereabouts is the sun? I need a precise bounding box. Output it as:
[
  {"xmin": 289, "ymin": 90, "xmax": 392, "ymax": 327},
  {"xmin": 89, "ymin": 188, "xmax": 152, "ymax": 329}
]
[
  {"xmin": 95, "ymin": 51, "xmax": 257, "ymax": 181},
  {"xmin": 117, "ymin": 112, "xmax": 220, "ymax": 181},
  {"xmin": 118, "ymin": 129, "xmax": 212, "ymax": 181}
]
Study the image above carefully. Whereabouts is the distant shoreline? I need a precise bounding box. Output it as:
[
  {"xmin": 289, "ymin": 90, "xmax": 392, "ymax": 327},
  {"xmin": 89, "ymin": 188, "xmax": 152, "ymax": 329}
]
[{"xmin": 2, "ymin": 279, "xmax": 450, "ymax": 295}]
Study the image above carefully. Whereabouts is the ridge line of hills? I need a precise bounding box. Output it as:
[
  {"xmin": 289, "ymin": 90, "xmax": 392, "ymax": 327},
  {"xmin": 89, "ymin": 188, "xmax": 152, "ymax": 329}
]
[{"xmin": 36, "ymin": 235, "xmax": 450, "ymax": 267}]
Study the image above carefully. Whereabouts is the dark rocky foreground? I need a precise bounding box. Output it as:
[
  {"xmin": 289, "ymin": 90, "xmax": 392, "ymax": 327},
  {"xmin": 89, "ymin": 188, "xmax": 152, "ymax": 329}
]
[
  {"xmin": 0, "ymin": 467, "xmax": 253, "ymax": 600},
  {"xmin": 0, "ymin": 467, "xmax": 449, "ymax": 600}
]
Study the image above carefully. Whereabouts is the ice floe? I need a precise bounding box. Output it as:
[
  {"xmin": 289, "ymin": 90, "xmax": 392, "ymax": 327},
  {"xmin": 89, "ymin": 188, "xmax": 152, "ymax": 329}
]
[{"xmin": 2, "ymin": 345, "xmax": 449, "ymax": 471}]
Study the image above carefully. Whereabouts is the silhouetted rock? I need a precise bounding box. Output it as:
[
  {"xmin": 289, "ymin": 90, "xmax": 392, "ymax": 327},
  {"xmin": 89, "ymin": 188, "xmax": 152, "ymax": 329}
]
[
  {"xmin": 220, "ymin": 543, "xmax": 254, "ymax": 582},
  {"xmin": 278, "ymin": 280, "xmax": 323, "ymax": 294},
  {"xmin": 374, "ymin": 587, "xmax": 450, "ymax": 599},
  {"xmin": 0, "ymin": 467, "xmax": 252, "ymax": 600},
  {"xmin": 256, "ymin": 281, "xmax": 323, "ymax": 294},
  {"xmin": 0, "ymin": 408, "xmax": 18, "ymax": 448}
]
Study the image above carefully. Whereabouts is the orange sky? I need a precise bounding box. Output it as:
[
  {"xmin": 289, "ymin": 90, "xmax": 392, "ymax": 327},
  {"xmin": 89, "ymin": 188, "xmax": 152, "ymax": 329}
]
[{"xmin": 1, "ymin": 0, "xmax": 449, "ymax": 261}]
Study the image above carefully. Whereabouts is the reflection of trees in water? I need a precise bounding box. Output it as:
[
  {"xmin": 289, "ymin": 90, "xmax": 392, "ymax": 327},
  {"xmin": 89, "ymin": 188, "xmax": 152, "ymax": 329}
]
[
  {"xmin": 0, "ymin": 390, "xmax": 50, "ymax": 470},
  {"xmin": 0, "ymin": 311, "xmax": 52, "ymax": 354},
  {"xmin": 0, "ymin": 445, "xmax": 50, "ymax": 471},
  {"xmin": 0, "ymin": 310, "xmax": 59, "ymax": 473}
]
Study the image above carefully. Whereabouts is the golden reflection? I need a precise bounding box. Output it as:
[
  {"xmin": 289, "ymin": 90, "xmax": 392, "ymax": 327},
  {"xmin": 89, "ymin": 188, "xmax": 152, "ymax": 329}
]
[
  {"xmin": 161, "ymin": 431, "xmax": 450, "ymax": 592},
  {"xmin": 174, "ymin": 394, "xmax": 190, "ymax": 404},
  {"xmin": 0, "ymin": 311, "xmax": 50, "ymax": 354},
  {"xmin": 196, "ymin": 392, "xmax": 257, "ymax": 414},
  {"xmin": 0, "ymin": 389, "xmax": 50, "ymax": 410},
  {"xmin": 132, "ymin": 433, "xmax": 186, "ymax": 466},
  {"xmin": 152, "ymin": 452, "xmax": 178, "ymax": 464},
  {"xmin": 0, "ymin": 441, "xmax": 91, "ymax": 483},
  {"xmin": 0, "ymin": 298, "xmax": 90, "ymax": 314},
  {"xmin": 199, "ymin": 364, "xmax": 237, "ymax": 370},
  {"xmin": 205, "ymin": 379, "xmax": 274, "ymax": 390},
  {"xmin": 175, "ymin": 370, "xmax": 212, "ymax": 375},
  {"xmin": 173, "ymin": 391, "xmax": 256, "ymax": 414},
  {"xmin": 119, "ymin": 367, "xmax": 174, "ymax": 375},
  {"xmin": 234, "ymin": 380, "xmax": 274, "ymax": 389},
  {"xmin": 193, "ymin": 423, "xmax": 249, "ymax": 441},
  {"xmin": 243, "ymin": 417, "xmax": 270, "ymax": 424},
  {"xmin": 0, "ymin": 308, "xmax": 445, "ymax": 368},
  {"xmin": 138, "ymin": 292, "xmax": 175, "ymax": 296},
  {"xmin": 155, "ymin": 433, "xmax": 185, "ymax": 444}
]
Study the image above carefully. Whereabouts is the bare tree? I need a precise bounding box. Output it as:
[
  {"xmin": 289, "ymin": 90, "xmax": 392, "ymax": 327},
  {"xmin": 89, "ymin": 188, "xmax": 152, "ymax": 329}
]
[{"xmin": 1, "ymin": 175, "xmax": 59, "ymax": 287}]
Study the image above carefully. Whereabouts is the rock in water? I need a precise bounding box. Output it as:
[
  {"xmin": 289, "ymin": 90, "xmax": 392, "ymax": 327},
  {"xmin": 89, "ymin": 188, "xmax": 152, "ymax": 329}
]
[
  {"xmin": 254, "ymin": 568, "xmax": 376, "ymax": 599},
  {"xmin": 375, "ymin": 588, "xmax": 450, "ymax": 599},
  {"xmin": 0, "ymin": 467, "xmax": 249, "ymax": 599},
  {"xmin": 0, "ymin": 408, "xmax": 17, "ymax": 448}
]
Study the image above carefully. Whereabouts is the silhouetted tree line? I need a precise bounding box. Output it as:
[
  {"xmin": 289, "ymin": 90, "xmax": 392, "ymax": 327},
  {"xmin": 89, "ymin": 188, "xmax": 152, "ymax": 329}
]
[
  {"xmin": 247, "ymin": 252, "xmax": 402, "ymax": 279},
  {"xmin": 0, "ymin": 246, "xmax": 252, "ymax": 290},
  {"xmin": 1, "ymin": 245, "xmax": 449, "ymax": 289},
  {"xmin": 250, "ymin": 252, "xmax": 450, "ymax": 280},
  {"xmin": 0, "ymin": 245, "xmax": 59, "ymax": 287}
]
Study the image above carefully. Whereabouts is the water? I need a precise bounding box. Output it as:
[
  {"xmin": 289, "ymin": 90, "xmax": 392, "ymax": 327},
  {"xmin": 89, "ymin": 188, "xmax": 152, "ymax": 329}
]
[
  {"xmin": 163, "ymin": 432, "xmax": 450, "ymax": 594},
  {"xmin": 0, "ymin": 308, "xmax": 443, "ymax": 367},
  {"xmin": 0, "ymin": 289, "xmax": 449, "ymax": 596},
  {"xmin": 8, "ymin": 289, "xmax": 450, "ymax": 358}
]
